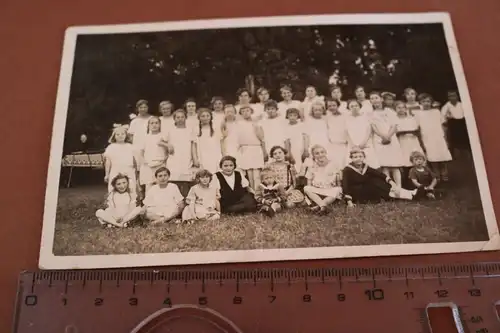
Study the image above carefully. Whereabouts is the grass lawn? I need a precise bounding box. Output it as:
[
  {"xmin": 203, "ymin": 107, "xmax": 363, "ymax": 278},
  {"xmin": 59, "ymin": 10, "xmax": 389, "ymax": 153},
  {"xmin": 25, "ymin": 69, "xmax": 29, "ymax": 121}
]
[{"xmin": 53, "ymin": 155, "xmax": 489, "ymax": 256}]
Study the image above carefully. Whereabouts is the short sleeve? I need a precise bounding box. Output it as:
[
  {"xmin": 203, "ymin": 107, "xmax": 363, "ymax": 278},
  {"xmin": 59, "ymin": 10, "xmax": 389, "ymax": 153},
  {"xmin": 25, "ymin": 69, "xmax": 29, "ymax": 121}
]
[
  {"xmin": 103, "ymin": 145, "xmax": 112, "ymax": 159},
  {"xmin": 239, "ymin": 171, "xmax": 250, "ymax": 188},
  {"xmin": 128, "ymin": 119, "xmax": 137, "ymax": 135},
  {"xmin": 210, "ymin": 176, "xmax": 221, "ymax": 191},
  {"xmin": 408, "ymin": 168, "xmax": 417, "ymax": 180},
  {"xmin": 171, "ymin": 184, "xmax": 184, "ymax": 203},
  {"xmin": 142, "ymin": 186, "xmax": 156, "ymax": 206},
  {"xmin": 185, "ymin": 186, "xmax": 196, "ymax": 204}
]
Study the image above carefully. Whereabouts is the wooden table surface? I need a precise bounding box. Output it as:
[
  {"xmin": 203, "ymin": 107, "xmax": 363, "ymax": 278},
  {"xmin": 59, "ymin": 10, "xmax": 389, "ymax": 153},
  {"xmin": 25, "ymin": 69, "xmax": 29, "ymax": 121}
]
[{"xmin": 1, "ymin": 0, "xmax": 499, "ymax": 330}]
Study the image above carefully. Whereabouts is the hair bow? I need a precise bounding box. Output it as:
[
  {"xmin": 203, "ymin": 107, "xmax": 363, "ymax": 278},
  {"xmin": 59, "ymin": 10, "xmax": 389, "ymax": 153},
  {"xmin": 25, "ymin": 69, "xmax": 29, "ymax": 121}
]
[{"xmin": 113, "ymin": 123, "xmax": 130, "ymax": 130}]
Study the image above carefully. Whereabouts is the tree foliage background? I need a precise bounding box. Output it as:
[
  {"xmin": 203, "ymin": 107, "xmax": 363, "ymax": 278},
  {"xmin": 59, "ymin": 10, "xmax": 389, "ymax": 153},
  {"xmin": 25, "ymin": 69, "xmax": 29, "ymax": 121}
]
[{"xmin": 63, "ymin": 23, "xmax": 459, "ymax": 153}]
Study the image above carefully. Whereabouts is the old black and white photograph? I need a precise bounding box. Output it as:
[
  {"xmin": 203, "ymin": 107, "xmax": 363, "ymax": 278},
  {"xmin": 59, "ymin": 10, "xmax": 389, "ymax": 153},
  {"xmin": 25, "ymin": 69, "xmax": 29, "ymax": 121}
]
[{"xmin": 39, "ymin": 13, "xmax": 499, "ymax": 269}]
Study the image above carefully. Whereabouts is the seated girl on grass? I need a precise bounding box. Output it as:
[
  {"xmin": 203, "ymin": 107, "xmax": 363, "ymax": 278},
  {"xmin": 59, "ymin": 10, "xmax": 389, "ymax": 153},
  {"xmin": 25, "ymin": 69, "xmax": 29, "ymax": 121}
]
[
  {"xmin": 255, "ymin": 167, "xmax": 289, "ymax": 217},
  {"xmin": 143, "ymin": 167, "xmax": 185, "ymax": 224},
  {"xmin": 211, "ymin": 155, "xmax": 258, "ymax": 214},
  {"xmin": 95, "ymin": 174, "xmax": 143, "ymax": 228},
  {"xmin": 304, "ymin": 144, "xmax": 343, "ymax": 215},
  {"xmin": 265, "ymin": 146, "xmax": 298, "ymax": 207},
  {"xmin": 182, "ymin": 169, "xmax": 221, "ymax": 223},
  {"xmin": 408, "ymin": 151, "xmax": 438, "ymax": 200},
  {"xmin": 342, "ymin": 147, "xmax": 416, "ymax": 207}
]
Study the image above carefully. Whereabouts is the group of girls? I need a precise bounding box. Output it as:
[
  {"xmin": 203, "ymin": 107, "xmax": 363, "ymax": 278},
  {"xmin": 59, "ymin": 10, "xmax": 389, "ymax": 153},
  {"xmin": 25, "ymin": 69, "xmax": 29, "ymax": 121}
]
[{"xmin": 95, "ymin": 84, "xmax": 464, "ymax": 226}]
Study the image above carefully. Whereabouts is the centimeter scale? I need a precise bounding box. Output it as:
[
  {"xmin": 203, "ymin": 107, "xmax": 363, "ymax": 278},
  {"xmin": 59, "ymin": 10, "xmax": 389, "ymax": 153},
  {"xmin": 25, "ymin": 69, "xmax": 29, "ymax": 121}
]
[{"xmin": 13, "ymin": 262, "xmax": 500, "ymax": 333}]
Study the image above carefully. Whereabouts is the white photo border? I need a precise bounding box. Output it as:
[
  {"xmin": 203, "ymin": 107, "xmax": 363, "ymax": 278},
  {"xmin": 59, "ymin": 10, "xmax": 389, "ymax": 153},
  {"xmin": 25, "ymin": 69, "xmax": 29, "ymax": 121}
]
[{"xmin": 39, "ymin": 12, "xmax": 500, "ymax": 269}]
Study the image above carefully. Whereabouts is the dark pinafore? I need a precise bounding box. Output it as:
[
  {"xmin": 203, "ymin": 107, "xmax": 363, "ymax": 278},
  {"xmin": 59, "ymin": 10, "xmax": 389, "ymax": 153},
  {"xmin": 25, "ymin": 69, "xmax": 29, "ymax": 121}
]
[{"xmin": 215, "ymin": 171, "xmax": 257, "ymax": 214}]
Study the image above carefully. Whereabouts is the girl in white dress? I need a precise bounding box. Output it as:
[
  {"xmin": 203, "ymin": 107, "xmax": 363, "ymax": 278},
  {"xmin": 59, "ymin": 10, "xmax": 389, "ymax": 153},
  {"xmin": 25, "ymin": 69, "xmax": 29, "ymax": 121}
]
[
  {"xmin": 128, "ymin": 99, "xmax": 151, "ymax": 162},
  {"xmin": 416, "ymin": 93, "xmax": 452, "ymax": 181},
  {"xmin": 370, "ymin": 92, "xmax": 405, "ymax": 187},
  {"xmin": 252, "ymin": 87, "xmax": 270, "ymax": 122},
  {"xmin": 260, "ymin": 100, "xmax": 287, "ymax": 156},
  {"xmin": 325, "ymin": 98, "xmax": 348, "ymax": 170},
  {"xmin": 103, "ymin": 124, "xmax": 137, "ymax": 193},
  {"xmin": 302, "ymin": 85, "xmax": 325, "ymax": 121},
  {"xmin": 139, "ymin": 117, "xmax": 168, "ymax": 193},
  {"xmin": 96, "ymin": 174, "xmax": 143, "ymax": 228},
  {"xmin": 235, "ymin": 88, "xmax": 261, "ymax": 121},
  {"xmin": 354, "ymin": 86, "xmax": 373, "ymax": 115},
  {"xmin": 184, "ymin": 98, "xmax": 199, "ymax": 130},
  {"xmin": 330, "ymin": 85, "xmax": 348, "ymax": 113},
  {"xmin": 159, "ymin": 101, "xmax": 174, "ymax": 135},
  {"xmin": 278, "ymin": 85, "xmax": 303, "ymax": 121},
  {"xmin": 304, "ymin": 102, "xmax": 330, "ymax": 154},
  {"xmin": 220, "ymin": 104, "xmax": 240, "ymax": 160},
  {"xmin": 304, "ymin": 145, "xmax": 343, "ymax": 215},
  {"xmin": 193, "ymin": 108, "xmax": 223, "ymax": 174},
  {"xmin": 284, "ymin": 107, "xmax": 309, "ymax": 174},
  {"xmin": 404, "ymin": 88, "xmax": 421, "ymax": 116},
  {"xmin": 394, "ymin": 101, "xmax": 424, "ymax": 167},
  {"xmin": 144, "ymin": 167, "xmax": 185, "ymax": 224},
  {"xmin": 182, "ymin": 169, "xmax": 221, "ymax": 222},
  {"xmin": 211, "ymin": 96, "xmax": 225, "ymax": 136},
  {"xmin": 163, "ymin": 109, "xmax": 196, "ymax": 181},
  {"xmin": 345, "ymin": 100, "xmax": 379, "ymax": 169},
  {"xmin": 237, "ymin": 105, "xmax": 267, "ymax": 190}
]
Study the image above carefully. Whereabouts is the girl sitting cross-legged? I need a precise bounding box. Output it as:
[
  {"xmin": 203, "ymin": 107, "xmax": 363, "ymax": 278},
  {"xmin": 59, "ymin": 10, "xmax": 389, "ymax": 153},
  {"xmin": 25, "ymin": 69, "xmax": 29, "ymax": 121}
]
[
  {"xmin": 304, "ymin": 144, "xmax": 343, "ymax": 215},
  {"xmin": 95, "ymin": 174, "xmax": 144, "ymax": 228}
]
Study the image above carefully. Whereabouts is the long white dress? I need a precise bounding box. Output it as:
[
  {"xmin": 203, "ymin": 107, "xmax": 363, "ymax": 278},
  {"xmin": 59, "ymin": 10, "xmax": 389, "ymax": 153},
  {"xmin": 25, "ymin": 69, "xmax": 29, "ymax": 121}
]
[
  {"xmin": 371, "ymin": 109, "xmax": 405, "ymax": 167},
  {"xmin": 194, "ymin": 126, "xmax": 223, "ymax": 174},
  {"xmin": 222, "ymin": 120, "xmax": 240, "ymax": 160},
  {"xmin": 212, "ymin": 112, "xmax": 225, "ymax": 135},
  {"xmin": 278, "ymin": 100, "xmax": 302, "ymax": 121},
  {"xmin": 140, "ymin": 133, "xmax": 168, "ymax": 185},
  {"xmin": 345, "ymin": 114, "xmax": 380, "ymax": 169},
  {"xmin": 326, "ymin": 114, "xmax": 348, "ymax": 170},
  {"xmin": 396, "ymin": 115, "xmax": 424, "ymax": 167},
  {"xmin": 260, "ymin": 117, "xmax": 287, "ymax": 154},
  {"xmin": 416, "ymin": 109, "xmax": 452, "ymax": 162},
  {"xmin": 159, "ymin": 116, "xmax": 174, "ymax": 135},
  {"xmin": 304, "ymin": 116, "xmax": 330, "ymax": 152},
  {"xmin": 103, "ymin": 143, "xmax": 137, "ymax": 193},
  {"xmin": 186, "ymin": 114, "xmax": 199, "ymax": 131},
  {"xmin": 285, "ymin": 122, "xmax": 307, "ymax": 173},
  {"xmin": 237, "ymin": 120, "xmax": 265, "ymax": 170},
  {"xmin": 129, "ymin": 116, "xmax": 151, "ymax": 160},
  {"xmin": 165, "ymin": 126, "xmax": 194, "ymax": 181}
]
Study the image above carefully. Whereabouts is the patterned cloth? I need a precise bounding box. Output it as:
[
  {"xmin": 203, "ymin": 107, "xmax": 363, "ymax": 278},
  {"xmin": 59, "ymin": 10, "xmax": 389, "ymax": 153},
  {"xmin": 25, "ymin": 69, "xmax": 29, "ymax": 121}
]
[{"xmin": 61, "ymin": 152, "xmax": 105, "ymax": 168}]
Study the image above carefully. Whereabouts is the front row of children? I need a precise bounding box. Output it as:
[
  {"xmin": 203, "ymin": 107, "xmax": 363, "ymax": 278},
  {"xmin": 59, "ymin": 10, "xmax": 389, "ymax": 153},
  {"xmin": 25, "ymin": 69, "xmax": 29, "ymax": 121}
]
[{"xmin": 96, "ymin": 144, "xmax": 438, "ymax": 227}]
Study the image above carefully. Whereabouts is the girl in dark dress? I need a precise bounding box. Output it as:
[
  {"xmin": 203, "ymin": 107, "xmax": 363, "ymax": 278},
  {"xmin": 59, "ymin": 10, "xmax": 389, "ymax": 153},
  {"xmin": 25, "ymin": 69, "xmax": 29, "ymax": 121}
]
[
  {"xmin": 342, "ymin": 147, "xmax": 416, "ymax": 207},
  {"xmin": 210, "ymin": 156, "xmax": 257, "ymax": 214}
]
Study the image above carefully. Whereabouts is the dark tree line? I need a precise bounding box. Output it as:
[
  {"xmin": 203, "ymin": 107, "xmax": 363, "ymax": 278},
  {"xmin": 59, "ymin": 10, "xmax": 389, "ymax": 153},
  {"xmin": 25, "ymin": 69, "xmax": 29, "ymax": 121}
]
[{"xmin": 64, "ymin": 23, "xmax": 458, "ymax": 153}]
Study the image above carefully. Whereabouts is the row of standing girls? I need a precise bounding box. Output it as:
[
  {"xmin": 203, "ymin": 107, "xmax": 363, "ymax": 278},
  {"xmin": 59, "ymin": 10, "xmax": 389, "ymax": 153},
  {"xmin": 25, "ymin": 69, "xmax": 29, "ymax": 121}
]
[{"xmin": 95, "ymin": 84, "xmax": 464, "ymax": 226}]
